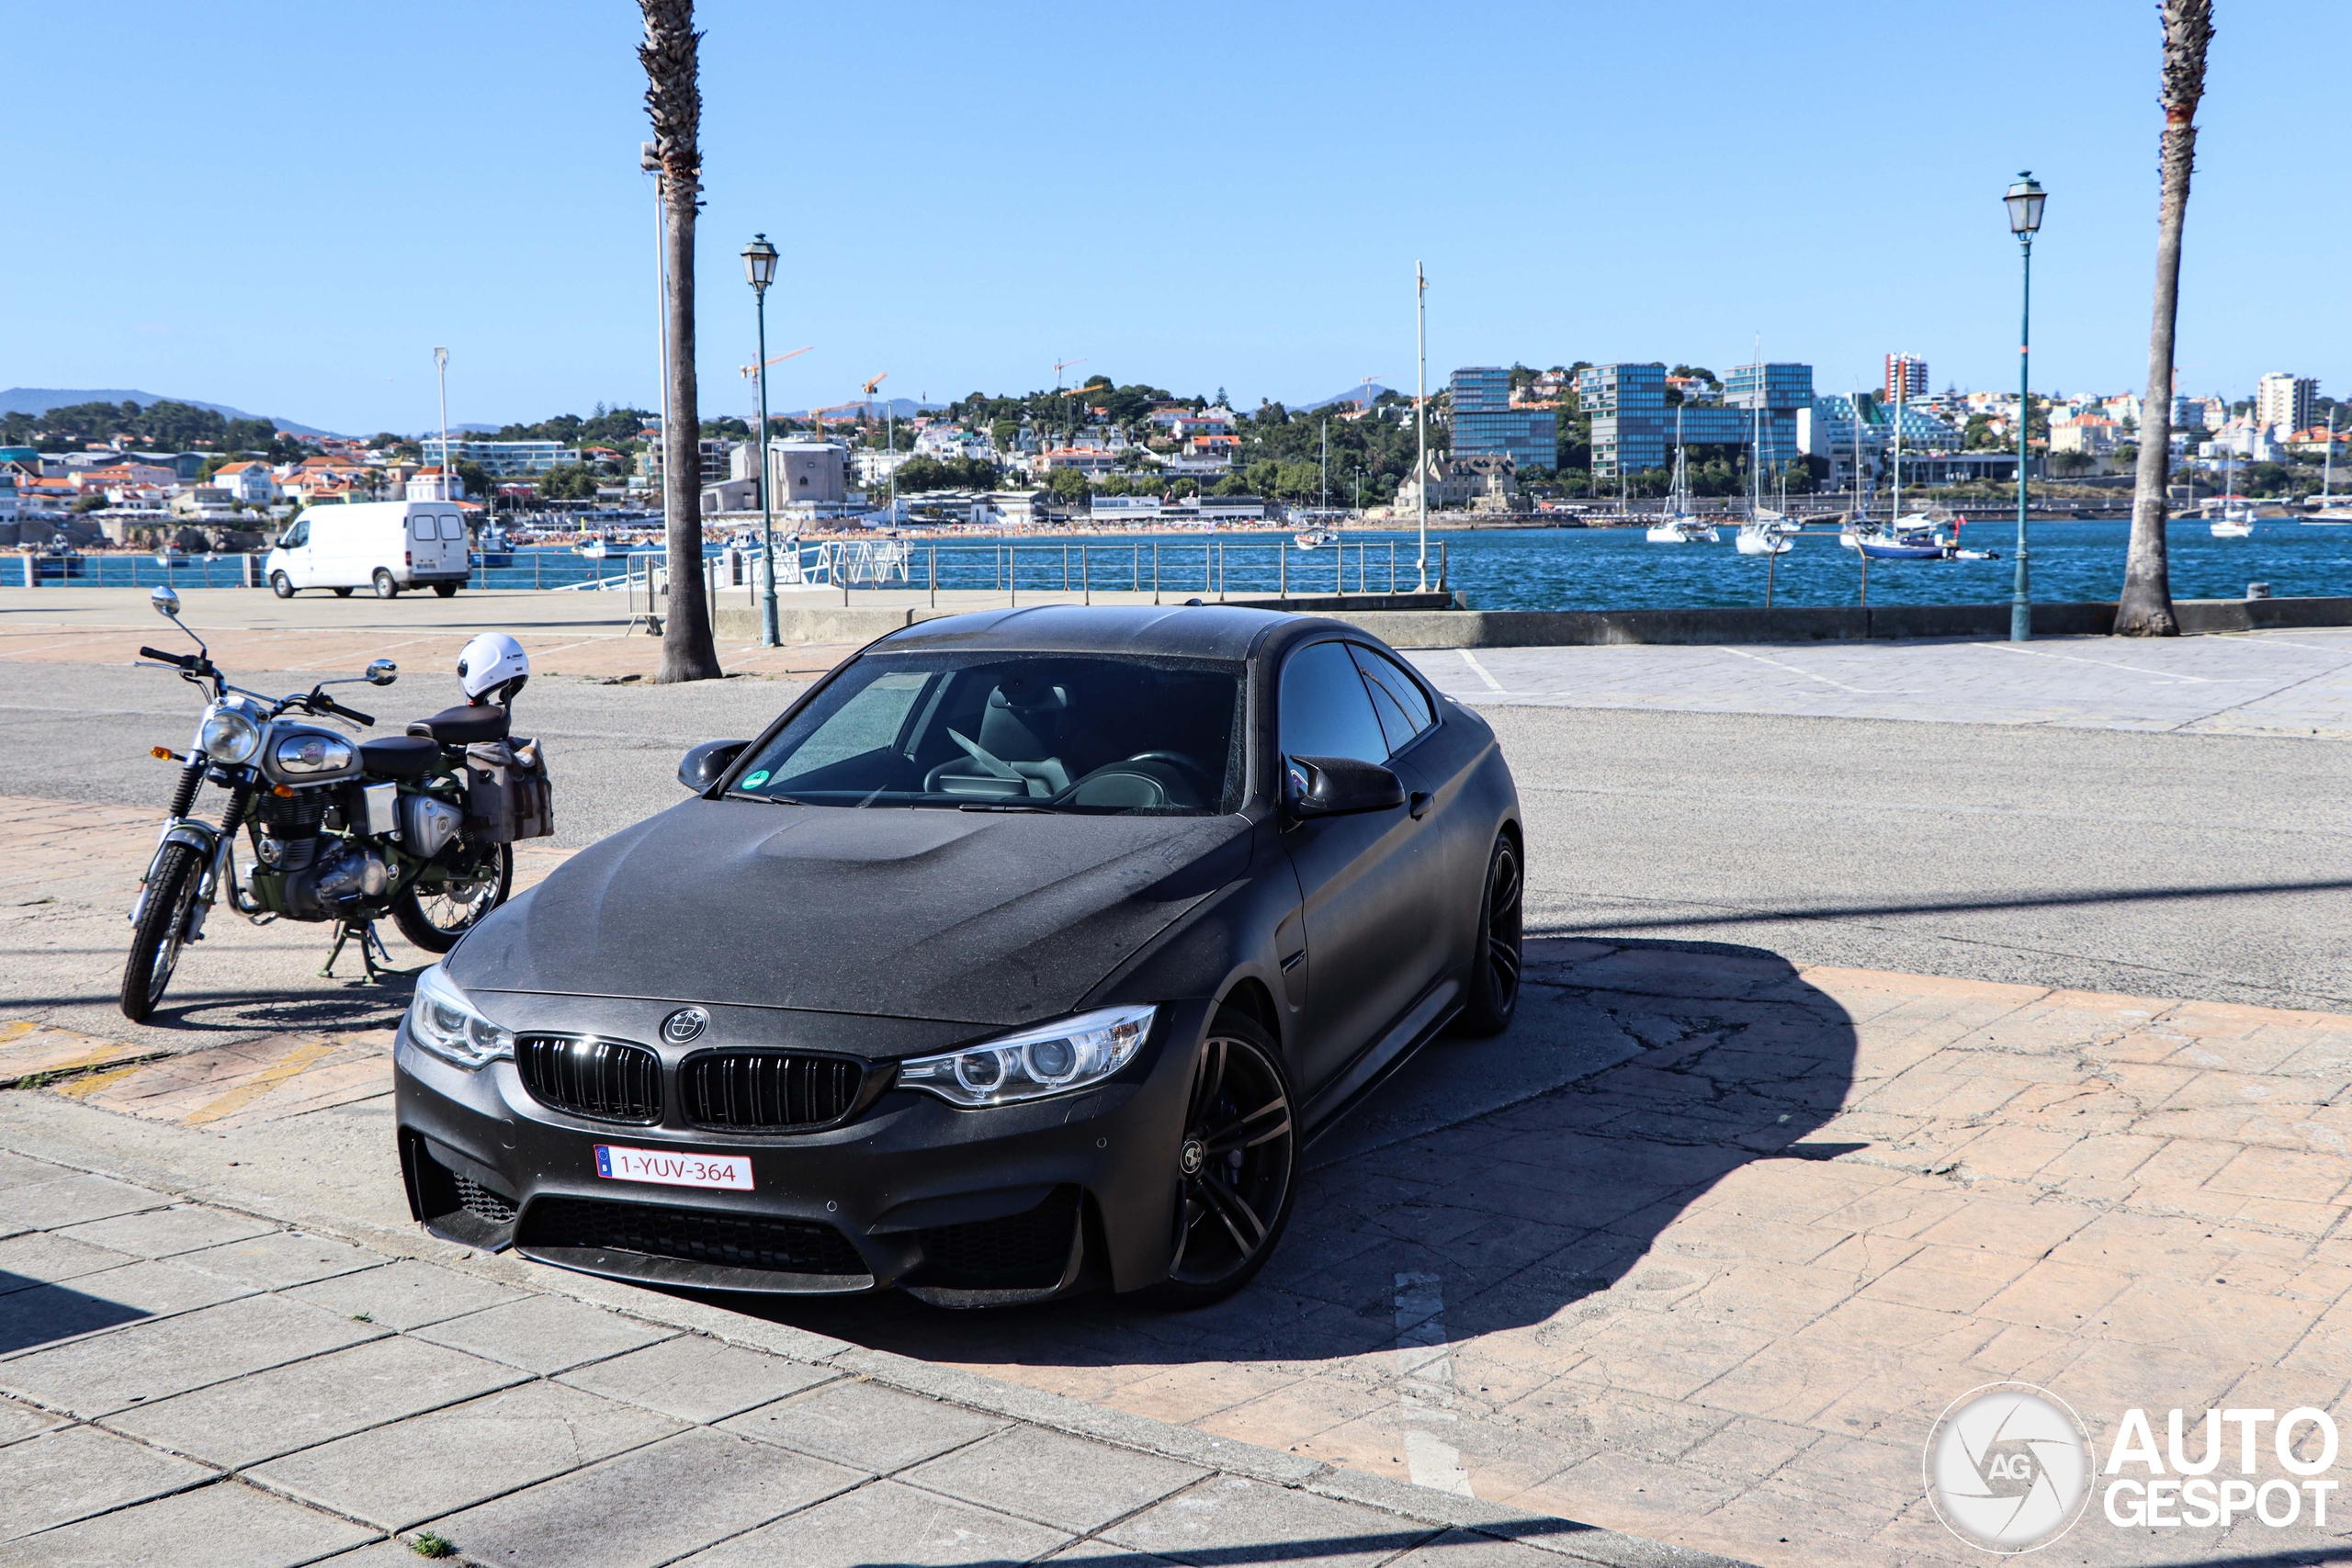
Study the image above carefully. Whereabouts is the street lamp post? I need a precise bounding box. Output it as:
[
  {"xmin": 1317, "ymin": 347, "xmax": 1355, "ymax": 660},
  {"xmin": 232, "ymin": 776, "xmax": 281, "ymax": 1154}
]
[
  {"xmin": 742, "ymin": 234, "xmax": 781, "ymax": 647},
  {"xmin": 2005, "ymin": 171, "xmax": 2046, "ymax": 642},
  {"xmin": 433, "ymin": 347, "xmax": 450, "ymax": 502},
  {"xmin": 1414, "ymin": 262, "xmax": 1429, "ymax": 591}
]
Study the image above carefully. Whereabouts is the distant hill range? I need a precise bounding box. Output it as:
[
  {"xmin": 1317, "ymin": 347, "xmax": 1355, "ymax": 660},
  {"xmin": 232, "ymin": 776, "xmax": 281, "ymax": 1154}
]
[
  {"xmin": 771, "ymin": 396, "xmax": 944, "ymax": 423},
  {"xmin": 1294, "ymin": 382, "xmax": 1394, "ymax": 412},
  {"xmin": 0, "ymin": 388, "xmax": 343, "ymax": 439}
]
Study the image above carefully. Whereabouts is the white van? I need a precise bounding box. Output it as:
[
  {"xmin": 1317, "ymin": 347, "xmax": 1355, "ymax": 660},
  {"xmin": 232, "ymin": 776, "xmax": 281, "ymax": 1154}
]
[{"xmin": 264, "ymin": 502, "xmax": 469, "ymax": 599}]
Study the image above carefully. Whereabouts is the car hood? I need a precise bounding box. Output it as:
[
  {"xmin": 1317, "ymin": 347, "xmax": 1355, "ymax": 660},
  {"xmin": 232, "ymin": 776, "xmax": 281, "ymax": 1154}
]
[{"xmin": 450, "ymin": 798, "xmax": 1253, "ymax": 1026}]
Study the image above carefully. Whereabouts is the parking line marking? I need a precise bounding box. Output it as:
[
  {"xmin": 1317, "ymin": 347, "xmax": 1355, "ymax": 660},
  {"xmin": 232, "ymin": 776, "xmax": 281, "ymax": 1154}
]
[
  {"xmin": 1713, "ymin": 645, "xmax": 1897, "ymax": 694},
  {"xmin": 1395, "ymin": 1271, "xmax": 1475, "ymax": 1497},
  {"xmin": 184, "ymin": 1041, "xmax": 337, "ymax": 1126},
  {"xmin": 1456, "ymin": 649, "xmax": 1506, "ymax": 692}
]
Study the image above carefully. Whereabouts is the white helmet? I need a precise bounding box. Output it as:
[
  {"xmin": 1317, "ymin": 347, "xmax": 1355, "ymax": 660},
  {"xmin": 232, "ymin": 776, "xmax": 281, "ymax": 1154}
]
[{"xmin": 457, "ymin": 632, "xmax": 529, "ymax": 704}]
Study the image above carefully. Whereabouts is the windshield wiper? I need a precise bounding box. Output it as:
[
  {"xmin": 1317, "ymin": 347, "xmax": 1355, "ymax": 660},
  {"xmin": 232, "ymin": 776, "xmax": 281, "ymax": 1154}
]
[
  {"xmin": 726, "ymin": 790, "xmax": 813, "ymax": 806},
  {"xmin": 956, "ymin": 802, "xmax": 1055, "ymax": 813}
]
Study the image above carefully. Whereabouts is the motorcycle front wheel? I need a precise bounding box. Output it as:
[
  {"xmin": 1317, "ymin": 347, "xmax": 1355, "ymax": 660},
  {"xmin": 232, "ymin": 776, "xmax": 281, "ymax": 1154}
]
[
  {"xmin": 120, "ymin": 842, "xmax": 204, "ymax": 1022},
  {"xmin": 390, "ymin": 844, "xmax": 514, "ymax": 953}
]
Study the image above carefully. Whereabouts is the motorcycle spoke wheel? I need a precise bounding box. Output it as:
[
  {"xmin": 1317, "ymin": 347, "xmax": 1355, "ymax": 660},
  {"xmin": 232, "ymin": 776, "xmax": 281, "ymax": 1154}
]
[
  {"xmin": 120, "ymin": 842, "xmax": 202, "ymax": 1022},
  {"xmin": 390, "ymin": 844, "xmax": 513, "ymax": 953}
]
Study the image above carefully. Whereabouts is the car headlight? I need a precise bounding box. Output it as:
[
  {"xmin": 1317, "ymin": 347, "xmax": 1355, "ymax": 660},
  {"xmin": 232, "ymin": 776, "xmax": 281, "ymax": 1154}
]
[
  {"xmin": 197, "ymin": 704, "xmax": 260, "ymax": 765},
  {"xmin": 897, "ymin": 1005, "xmax": 1156, "ymax": 1108},
  {"xmin": 405, "ymin": 964, "xmax": 516, "ymax": 1070}
]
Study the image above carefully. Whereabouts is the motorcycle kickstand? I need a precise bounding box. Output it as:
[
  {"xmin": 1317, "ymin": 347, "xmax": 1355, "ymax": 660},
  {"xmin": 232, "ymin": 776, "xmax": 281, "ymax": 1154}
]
[{"xmin": 322, "ymin": 919, "xmax": 413, "ymax": 982}]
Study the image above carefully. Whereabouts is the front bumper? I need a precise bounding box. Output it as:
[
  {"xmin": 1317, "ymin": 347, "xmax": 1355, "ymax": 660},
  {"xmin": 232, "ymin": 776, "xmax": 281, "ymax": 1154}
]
[{"xmin": 393, "ymin": 998, "xmax": 1206, "ymax": 1306}]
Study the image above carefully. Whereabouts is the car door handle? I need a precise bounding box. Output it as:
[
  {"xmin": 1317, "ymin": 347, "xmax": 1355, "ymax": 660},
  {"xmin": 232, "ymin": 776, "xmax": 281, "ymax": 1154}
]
[{"xmin": 1408, "ymin": 791, "xmax": 1431, "ymax": 820}]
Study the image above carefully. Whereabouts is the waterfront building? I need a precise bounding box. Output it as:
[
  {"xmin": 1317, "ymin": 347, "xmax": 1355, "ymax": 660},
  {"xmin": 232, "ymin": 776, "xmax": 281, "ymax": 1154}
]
[
  {"xmin": 1580, "ymin": 361, "xmax": 1814, "ymax": 478},
  {"xmin": 2256, "ymin": 374, "xmax": 2317, "ymax": 437},
  {"xmin": 1797, "ymin": 393, "xmax": 1966, "ymax": 488},
  {"xmin": 639, "ymin": 439, "xmax": 737, "ymax": 489},
  {"xmin": 1392, "ymin": 450, "xmax": 1517, "ymax": 513},
  {"xmin": 210, "ymin": 460, "xmax": 279, "ymax": 504},
  {"xmin": 418, "ymin": 438, "xmax": 582, "ymax": 476},
  {"xmin": 1448, "ymin": 367, "xmax": 1556, "ymax": 473},
  {"xmin": 1884, "ymin": 354, "xmax": 1928, "ymax": 402}
]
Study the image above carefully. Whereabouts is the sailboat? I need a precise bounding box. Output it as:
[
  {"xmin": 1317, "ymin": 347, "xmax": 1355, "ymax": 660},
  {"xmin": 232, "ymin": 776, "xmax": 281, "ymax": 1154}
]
[
  {"xmin": 2307, "ymin": 411, "xmax": 2352, "ymax": 523},
  {"xmin": 2210, "ymin": 439, "xmax": 2254, "ymax": 537},
  {"xmin": 1645, "ymin": 410, "xmax": 1719, "ymax": 542}
]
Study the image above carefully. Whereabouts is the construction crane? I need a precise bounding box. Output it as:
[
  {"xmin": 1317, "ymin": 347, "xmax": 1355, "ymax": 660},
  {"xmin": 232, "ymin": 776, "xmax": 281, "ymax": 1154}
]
[
  {"xmin": 739, "ymin": 345, "xmax": 813, "ymax": 429},
  {"xmin": 861, "ymin": 372, "xmax": 888, "ymax": 421},
  {"xmin": 808, "ymin": 401, "xmax": 865, "ymax": 436},
  {"xmin": 1053, "ymin": 357, "xmax": 1086, "ymax": 391}
]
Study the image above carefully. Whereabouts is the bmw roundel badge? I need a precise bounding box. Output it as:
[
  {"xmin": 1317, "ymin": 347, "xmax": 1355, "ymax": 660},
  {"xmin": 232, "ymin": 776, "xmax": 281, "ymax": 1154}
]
[{"xmin": 661, "ymin": 1007, "xmax": 709, "ymax": 1044}]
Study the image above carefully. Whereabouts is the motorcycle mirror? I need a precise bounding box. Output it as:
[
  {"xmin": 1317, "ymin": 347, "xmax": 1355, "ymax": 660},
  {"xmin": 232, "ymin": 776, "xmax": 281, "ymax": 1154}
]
[
  {"xmin": 364, "ymin": 660, "xmax": 398, "ymax": 686},
  {"xmin": 149, "ymin": 585, "xmax": 181, "ymax": 618}
]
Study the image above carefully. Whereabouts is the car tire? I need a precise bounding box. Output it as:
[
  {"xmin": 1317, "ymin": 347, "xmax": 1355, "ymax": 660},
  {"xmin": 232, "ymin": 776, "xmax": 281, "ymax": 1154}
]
[
  {"xmin": 270, "ymin": 571, "xmax": 295, "ymax": 599},
  {"xmin": 372, "ymin": 569, "xmax": 400, "ymax": 599},
  {"xmin": 433, "ymin": 582, "xmax": 458, "ymax": 598},
  {"xmin": 1455, "ymin": 832, "xmax": 1523, "ymax": 1038},
  {"xmin": 331, "ymin": 587, "xmax": 353, "ymax": 598},
  {"xmin": 1135, "ymin": 1008, "xmax": 1297, "ymax": 1309}
]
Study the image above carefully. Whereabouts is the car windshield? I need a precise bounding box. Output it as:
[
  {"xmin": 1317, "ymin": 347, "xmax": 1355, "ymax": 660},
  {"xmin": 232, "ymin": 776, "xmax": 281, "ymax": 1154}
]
[{"xmin": 729, "ymin": 651, "xmax": 1246, "ymax": 815}]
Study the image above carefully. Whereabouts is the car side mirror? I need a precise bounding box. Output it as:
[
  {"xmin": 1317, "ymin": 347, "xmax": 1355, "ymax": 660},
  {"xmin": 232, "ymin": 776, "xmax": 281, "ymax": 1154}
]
[
  {"xmin": 150, "ymin": 585, "xmax": 181, "ymax": 618},
  {"xmin": 365, "ymin": 660, "xmax": 398, "ymax": 686},
  {"xmin": 1285, "ymin": 754, "xmax": 1406, "ymax": 818},
  {"xmin": 679, "ymin": 739, "xmax": 751, "ymax": 793}
]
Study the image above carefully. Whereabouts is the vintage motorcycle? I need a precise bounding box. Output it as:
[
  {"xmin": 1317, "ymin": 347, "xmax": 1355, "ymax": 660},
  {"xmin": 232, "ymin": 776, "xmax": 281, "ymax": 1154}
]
[{"xmin": 122, "ymin": 586, "xmax": 550, "ymax": 1021}]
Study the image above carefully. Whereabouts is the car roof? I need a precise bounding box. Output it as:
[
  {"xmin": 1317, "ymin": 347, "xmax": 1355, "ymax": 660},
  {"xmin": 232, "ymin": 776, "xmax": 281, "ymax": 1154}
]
[{"xmin": 874, "ymin": 604, "xmax": 1310, "ymax": 661}]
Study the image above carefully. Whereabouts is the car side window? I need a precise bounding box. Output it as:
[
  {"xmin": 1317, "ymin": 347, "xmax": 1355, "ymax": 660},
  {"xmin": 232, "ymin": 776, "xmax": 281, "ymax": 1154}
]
[
  {"xmin": 281, "ymin": 520, "xmax": 308, "ymax": 548},
  {"xmin": 1278, "ymin": 640, "xmax": 1388, "ymax": 764},
  {"xmin": 1349, "ymin": 646, "xmax": 1435, "ymax": 755}
]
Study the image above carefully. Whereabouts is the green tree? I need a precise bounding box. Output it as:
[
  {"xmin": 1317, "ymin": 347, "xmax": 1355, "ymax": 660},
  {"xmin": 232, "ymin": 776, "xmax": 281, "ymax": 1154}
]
[{"xmin": 1046, "ymin": 467, "xmax": 1089, "ymax": 503}]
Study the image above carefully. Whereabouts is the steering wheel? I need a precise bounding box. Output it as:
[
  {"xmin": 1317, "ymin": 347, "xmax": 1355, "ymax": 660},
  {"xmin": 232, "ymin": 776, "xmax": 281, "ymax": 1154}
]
[{"xmin": 1120, "ymin": 750, "xmax": 1214, "ymax": 783}]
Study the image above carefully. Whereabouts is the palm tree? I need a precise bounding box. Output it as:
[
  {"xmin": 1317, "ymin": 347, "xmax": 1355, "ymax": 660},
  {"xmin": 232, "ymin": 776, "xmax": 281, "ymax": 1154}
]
[
  {"xmin": 2117, "ymin": 0, "xmax": 2215, "ymax": 637},
  {"xmin": 639, "ymin": 0, "xmax": 722, "ymax": 682}
]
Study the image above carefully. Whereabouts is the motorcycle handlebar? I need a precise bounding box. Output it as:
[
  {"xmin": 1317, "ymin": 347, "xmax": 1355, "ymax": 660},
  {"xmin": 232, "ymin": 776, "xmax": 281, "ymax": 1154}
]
[
  {"xmin": 319, "ymin": 697, "xmax": 375, "ymax": 728},
  {"xmin": 139, "ymin": 647, "xmax": 194, "ymax": 668}
]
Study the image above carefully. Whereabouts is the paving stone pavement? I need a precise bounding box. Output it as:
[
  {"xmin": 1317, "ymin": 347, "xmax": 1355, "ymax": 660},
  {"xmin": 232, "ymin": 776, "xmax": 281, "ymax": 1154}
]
[
  {"xmin": 0, "ymin": 1148, "xmax": 1713, "ymax": 1568},
  {"xmin": 1406, "ymin": 626, "xmax": 2352, "ymax": 736}
]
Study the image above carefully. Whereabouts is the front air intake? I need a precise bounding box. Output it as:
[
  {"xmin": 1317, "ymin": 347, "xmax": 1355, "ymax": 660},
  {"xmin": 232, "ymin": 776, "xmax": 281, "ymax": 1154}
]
[
  {"xmin": 682, "ymin": 1052, "xmax": 866, "ymax": 1132},
  {"xmin": 515, "ymin": 1035, "xmax": 661, "ymax": 1123}
]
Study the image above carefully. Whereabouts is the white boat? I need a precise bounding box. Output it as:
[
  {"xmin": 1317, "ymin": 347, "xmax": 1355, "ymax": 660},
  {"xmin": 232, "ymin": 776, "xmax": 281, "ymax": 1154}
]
[
  {"xmin": 1645, "ymin": 415, "xmax": 1718, "ymax": 542},
  {"xmin": 2209, "ymin": 495, "xmax": 2256, "ymax": 537},
  {"xmin": 1294, "ymin": 530, "xmax": 1338, "ymax": 551},
  {"xmin": 1735, "ymin": 521, "xmax": 1792, "ymax": 555},
  {"xmin": 575, "ymin": 536, "xmax": 611, "ymax": 559}
]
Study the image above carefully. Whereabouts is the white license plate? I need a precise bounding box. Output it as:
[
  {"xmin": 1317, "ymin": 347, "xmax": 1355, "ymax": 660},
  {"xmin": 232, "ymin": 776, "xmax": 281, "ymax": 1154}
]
[{"xmin": 593, "ymin": 1145, "xmax": 752, "ymax": 1191}]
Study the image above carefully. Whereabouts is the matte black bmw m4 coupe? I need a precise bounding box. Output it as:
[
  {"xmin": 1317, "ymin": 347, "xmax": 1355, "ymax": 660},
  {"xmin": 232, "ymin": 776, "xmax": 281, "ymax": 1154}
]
[{"xmin": 397, "ymin": 605, "xmax": 1522, "ymax": 1307}]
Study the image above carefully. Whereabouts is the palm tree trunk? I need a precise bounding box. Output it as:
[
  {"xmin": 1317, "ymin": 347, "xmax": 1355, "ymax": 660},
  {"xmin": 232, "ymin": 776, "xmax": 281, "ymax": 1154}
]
[
  {"xmin": 2117, "ymin": 0, "xmax": 2214, "ymax": 637},
  {"xmin": 640, "ymin": 0, "xmax": 721, "ymax": 682}
]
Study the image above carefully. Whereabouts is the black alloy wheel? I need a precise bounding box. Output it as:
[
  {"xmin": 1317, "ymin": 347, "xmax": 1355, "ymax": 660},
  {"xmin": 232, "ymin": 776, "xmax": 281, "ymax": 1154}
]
[
  {"xmin": 270, "ymin": 571, "xmax": 295, "ymax": 599},
  {"xmin": 1142, "ymin": 1010, "xmax": 1296, "ymax": 1307},
  {"xmin": 119, "ymin": 842, "xmax": 203, "ymax": 1022},
  {"xmin": 390, "ymin": 844, "xmax": 514, "ymax": 953},
  {"xmin": 372, "ymin": 569, "xmax": 400, "ymax": 599},
  {"xmin": 1456, "ymin": 833, "xmax": 1523, "ymax": 1037}
]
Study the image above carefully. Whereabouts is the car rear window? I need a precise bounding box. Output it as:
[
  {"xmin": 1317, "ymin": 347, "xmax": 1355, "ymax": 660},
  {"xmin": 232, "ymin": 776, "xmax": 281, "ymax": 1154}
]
[{"xmin": 730, "ymin": 651, "xmax": 1246, "ymax": 816}]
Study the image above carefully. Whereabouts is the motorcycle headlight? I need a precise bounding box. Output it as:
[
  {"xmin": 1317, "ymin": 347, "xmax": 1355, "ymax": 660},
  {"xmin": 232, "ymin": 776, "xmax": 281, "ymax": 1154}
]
[
  {"xmin": 897, "ymin": 1005, "xmax": 1155, "ymax": 1108},
  {"xmin": 273, "ymin": 732, "xmax": 353, "ymax": 774},
  {"xmin": 406, "ymin": 964, "xmax": 515, "ymax": 1070},
  {"xmin": 197, "ymin": 704, "xmax": 260, "ymax": 765}
]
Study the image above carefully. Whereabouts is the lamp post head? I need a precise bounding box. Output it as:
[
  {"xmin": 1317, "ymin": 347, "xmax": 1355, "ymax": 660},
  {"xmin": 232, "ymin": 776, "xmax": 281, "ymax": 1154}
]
[
  {"xmin": 2004, "ymin": 171, "xmax": 2046, "ymax": 238},
  {"xmin": 741, "ymin": 233, "xmax": 778, "ymax": 294}
]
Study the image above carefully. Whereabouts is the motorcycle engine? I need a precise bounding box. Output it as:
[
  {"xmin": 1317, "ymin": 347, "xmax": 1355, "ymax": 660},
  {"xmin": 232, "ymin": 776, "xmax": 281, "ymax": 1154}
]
[
  {"xmin": 283, "ymin": 841, "xmax": 389, "ymax": 921},
  {"xmin": 254, "ymin": 790, "xmax": 328, "ymax": 871}
]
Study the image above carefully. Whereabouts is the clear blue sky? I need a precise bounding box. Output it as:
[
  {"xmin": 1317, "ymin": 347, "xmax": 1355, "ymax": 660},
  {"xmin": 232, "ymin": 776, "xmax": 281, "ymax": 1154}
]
[{"xmin": 6, "ymin": 2, "xmax": 2342, "ymax": 434}]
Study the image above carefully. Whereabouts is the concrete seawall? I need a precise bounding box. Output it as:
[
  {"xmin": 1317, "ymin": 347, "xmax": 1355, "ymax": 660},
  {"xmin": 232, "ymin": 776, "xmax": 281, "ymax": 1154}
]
[{"xmin": 721, "ymin": 593, "xmax": 2352, "ymax": 649}]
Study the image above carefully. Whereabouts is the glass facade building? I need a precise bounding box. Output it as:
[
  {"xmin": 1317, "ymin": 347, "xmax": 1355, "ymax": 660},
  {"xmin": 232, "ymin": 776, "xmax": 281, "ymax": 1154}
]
[
  {"xmin": 1578, "ymin": 362, "xmax": 1814, "ymax": 477},
  {"xmin": 1448, "ymin": 367, "xmax": 1556, "ymax": 473}
]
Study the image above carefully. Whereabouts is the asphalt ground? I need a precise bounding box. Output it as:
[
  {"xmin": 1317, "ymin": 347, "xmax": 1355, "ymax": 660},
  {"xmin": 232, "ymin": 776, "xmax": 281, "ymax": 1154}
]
[{"xmin": 4, "ymin": 641, "xmax": 2346, "ymax": 1026}]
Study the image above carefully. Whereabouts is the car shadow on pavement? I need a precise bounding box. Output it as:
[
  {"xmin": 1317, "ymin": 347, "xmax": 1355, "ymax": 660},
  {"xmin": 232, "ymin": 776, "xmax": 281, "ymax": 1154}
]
[{"xmin": 726, "ymin": 936, "xmax": 1859, "ymax": 1375}]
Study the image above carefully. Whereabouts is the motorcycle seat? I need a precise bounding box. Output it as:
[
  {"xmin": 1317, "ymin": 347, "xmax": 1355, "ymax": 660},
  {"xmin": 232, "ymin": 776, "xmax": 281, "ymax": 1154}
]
[
  {"xmin": 419, "ymin": 704, "xmax": 510, "ymax": 746},
  {"xmin": 359, "ymin": 735, "xmax": 439, "ymax": 779}
]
